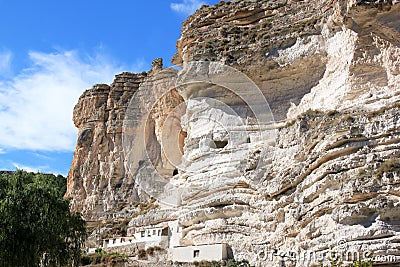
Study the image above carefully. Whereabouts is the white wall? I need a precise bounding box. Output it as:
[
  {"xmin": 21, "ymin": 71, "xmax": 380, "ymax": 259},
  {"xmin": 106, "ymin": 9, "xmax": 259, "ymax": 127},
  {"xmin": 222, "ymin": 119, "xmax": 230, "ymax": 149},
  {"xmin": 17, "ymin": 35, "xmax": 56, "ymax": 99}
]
[
  {"xmin": 133, "ymin": 227, "xmax": 165, "ymax": 242},
  {"xmin": 103, "ymin": 237, "xmax": 135, "ymax": 248},
  {"xmin": 172, "ymin": 244, "xmax": 228, "ymax": 262},
  {"xmin": 168, "ymin": 220, "xmax": 183, "ymax": 248}
]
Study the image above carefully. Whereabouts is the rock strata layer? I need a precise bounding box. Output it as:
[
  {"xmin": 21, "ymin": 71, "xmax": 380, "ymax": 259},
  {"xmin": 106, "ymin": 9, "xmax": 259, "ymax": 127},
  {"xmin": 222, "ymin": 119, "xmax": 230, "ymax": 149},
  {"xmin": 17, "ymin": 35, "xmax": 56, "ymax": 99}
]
[
  {"xmin": 67, "ymin": 72, "xmax": 146, "ymax": 218},
  {"xmin": 67, "ymin": 0, "xmax": 400, "ymax": 266}
]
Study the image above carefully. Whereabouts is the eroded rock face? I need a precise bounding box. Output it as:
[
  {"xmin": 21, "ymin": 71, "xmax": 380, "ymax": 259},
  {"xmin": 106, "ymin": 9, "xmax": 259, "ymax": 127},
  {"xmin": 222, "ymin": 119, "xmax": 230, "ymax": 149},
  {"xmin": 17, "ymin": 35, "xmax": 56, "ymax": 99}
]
[
  {"xmin": 67, "ymin": 73, "xmax": 146, "ymax": 219},
  {"xmin": 173, "ymin": 0, "xmax": 400, "ymax": 122},
  {"xmin": 67, "ymin": 0, "xmax": 400, "ymax": 265}
]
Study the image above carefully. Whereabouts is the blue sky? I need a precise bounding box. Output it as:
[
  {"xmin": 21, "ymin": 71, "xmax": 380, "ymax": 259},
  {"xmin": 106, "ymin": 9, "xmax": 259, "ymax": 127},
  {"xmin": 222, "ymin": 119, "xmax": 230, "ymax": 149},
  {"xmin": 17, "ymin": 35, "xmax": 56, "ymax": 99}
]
[{"xmin": 0, "ymin": 0, "xmax": 219, "ymax": 176}]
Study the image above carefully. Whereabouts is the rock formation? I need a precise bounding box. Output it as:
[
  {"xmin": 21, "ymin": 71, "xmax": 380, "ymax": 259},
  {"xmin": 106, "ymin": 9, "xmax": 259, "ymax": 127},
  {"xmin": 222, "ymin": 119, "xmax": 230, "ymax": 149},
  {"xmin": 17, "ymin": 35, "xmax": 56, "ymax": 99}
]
[
  {"xmin": 67, "ymin": 72, "xmax": 147, "ymax": 218},
  {"xmin": 67, "ymin": 0, "xmax": 400, "ymax": 266}
]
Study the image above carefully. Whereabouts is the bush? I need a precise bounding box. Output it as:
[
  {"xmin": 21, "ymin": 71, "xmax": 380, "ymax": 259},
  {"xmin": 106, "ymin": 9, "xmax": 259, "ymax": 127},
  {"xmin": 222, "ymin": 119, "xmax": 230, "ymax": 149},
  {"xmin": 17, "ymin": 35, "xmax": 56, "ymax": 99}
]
[
  {"xmin": 322, "ymin": 255, "xmax": 373, "ymax": 267},
  {"xmin": 144, "ymin": 246, "xmax": 164, "ymax": 257},
  {"xmin": 349, "ymin": 260, "xmax": 373, "ymax": 267},
  {"xmin": 138, "ymin": 248, "xmax": 147, "ymax": 259},
  {"xmin": 146, "ymin": 247, "xmax": 155, "ymax": 256},
  {"xmin": 226, "ymin": 259, "xmax": 250, "ymax": 267},
  {"xmin": 80, "ymin": 250, "xmax": 128, "ymax": 266},
  {"xmin": 95, "ymin": 247, "xmax": 104, "ymax": 254},
  {"xmin": 80, "ymin": 254, "xmax": 93, "ymax": 266},
  {"xmin": 376, "ymin": 158, "xmax": 400, "ymax": 179},
  {"xmin": 194, "ymin": 261, "xmax": 218, "ymax": 267}
]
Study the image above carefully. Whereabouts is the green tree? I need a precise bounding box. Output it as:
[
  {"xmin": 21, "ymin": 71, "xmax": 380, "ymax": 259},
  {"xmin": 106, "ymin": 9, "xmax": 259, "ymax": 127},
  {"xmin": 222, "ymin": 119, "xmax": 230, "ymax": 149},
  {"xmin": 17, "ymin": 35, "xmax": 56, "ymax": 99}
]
[{"xmin": 0, "ymin": 170, "xmax": 87, "ymax": 267}]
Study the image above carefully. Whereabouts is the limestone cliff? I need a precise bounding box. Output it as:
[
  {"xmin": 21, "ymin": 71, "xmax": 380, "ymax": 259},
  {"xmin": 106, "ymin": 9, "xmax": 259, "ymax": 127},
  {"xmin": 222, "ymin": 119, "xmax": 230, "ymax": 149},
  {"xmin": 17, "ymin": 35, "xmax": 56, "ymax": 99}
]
[
  {"xmin": 66, "ymin": 72, "xmax": 146, "ymax": 218},
  {"xmin": 67, "ymin": 0, "xmax": 400, "ymax": 266},
  {"xmin": 173, "ymin": 0, "xmax": 400, "ymax": 121}
]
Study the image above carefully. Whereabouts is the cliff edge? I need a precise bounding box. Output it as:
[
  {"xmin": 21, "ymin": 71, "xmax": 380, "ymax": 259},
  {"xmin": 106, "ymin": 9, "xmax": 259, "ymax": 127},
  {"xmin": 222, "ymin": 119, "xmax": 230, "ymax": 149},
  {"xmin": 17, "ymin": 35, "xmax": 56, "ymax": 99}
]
[{"xmin": 66, "ymin": 0, "xmax": 400, "ymax": 266}]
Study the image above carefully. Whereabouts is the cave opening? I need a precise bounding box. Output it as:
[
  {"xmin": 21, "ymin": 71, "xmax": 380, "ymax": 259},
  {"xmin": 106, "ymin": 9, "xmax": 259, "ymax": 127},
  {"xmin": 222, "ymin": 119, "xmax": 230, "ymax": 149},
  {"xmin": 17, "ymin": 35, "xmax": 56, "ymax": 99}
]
[{"xmin": 214, "ymin": 140, "xmax": 228, "ymax": 149}]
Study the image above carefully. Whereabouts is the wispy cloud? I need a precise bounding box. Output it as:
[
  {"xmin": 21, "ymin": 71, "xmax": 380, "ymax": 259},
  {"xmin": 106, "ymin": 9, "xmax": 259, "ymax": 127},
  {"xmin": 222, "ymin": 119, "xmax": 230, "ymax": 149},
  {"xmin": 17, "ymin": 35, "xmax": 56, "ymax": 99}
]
[
  {"xmin": 170, "ymin": 0, "xmax": 206, "ymax": 15},
  {"xmin": 12, "ymin": 162, "xmax": 47, "ymax": 173},
  {"xmin": 31, "ymin": 152, "xmax": 53, "ymax": 160},
  {"xmin": 0, "ymin": 50, "xmax": 128, "ymax": 151},
  {"xmin": 0, "ymin": 148, "xmax": 5, "ymax": 154},
  {"xmin": 11, "ymin": 161, "xmax": 68, "ymax": 176},
  {"xmin": 0, "ymin": 50, "xmax": 12, "ymax": 77}
]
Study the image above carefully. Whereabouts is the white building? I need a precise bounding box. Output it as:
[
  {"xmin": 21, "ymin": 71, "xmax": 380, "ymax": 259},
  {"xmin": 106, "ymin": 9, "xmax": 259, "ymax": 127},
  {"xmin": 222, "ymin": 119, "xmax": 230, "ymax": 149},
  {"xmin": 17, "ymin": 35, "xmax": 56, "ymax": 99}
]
[
  {"xmin": 87, "ymin": 220, "xmax": 230, "ymax": 263},
  {"xmin": 87, "ymin": 224, "xmax": 170, "ymax": 253},
  {"xmin": 168, "ymin": 220, "xmax": 183, "ymax": 248},
  {"xmin": 172, "ymin": 243, "xmax": 228, "ymax": 263},
  {"xmin": 132, "ymin": 224, "xmax": 169, "ymax": 248},
  {"xmin": 102, "ymin": 236, "xmax": 136, "ymax": 248}
]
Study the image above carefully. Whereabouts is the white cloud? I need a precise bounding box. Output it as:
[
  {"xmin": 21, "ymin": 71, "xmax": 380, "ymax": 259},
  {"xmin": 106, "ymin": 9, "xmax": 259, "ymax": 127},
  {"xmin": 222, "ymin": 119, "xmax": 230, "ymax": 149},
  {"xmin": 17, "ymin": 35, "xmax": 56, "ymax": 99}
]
[
  {"xmin": 0, "ymin": 148, "xmax": 5, "ymax": 154},
  {"xmin": 170, "ymin": 0, "xmax": 206, "ymax": 15},
  {"xmin": 11, "ymin": 161, "xmax": 68, "ymax": 176},
  {"xmin": 32, "ymin": 152, "xmax": 53, "ymax": 160},
  {"xmin": 12, "ymin": 162, "xmax": 68, "ymax": 176},
  {"xmin": 12, "ymin": 162, "xmax": 47, "ymax": 173},
  {"xmin": 0, "ymin": 50, "xmax": 12, "ymax": 77},
  {"xmin": 0, "ymin": 50, "xmax": 131, "ymax": 151}
]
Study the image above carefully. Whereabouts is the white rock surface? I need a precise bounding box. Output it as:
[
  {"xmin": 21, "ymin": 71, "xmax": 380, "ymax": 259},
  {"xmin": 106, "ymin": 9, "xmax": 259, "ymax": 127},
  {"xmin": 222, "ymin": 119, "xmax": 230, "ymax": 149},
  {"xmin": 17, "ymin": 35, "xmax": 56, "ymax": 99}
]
[{"xmin": 68, "ymin": 1, "xmax": 400, "ymax": 266}]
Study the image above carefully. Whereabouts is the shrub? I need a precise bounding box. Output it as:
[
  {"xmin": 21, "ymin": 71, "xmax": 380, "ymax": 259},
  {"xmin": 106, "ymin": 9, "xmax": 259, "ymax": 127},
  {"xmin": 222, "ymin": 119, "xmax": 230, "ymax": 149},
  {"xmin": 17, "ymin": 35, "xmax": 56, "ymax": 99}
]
[
  {"xmin": 322, "ymin": 255, "xmax": 373, "ymax": 267},
  {"xmin": 80, "ymin": 250, "xmax": 128, "ymax": 266},
  {"xmin": 144, "ymin": 246, "xmax": 164, "ymax": 256},
  {"xmin": 194, "ymin": 261, "xmax": 220, "ymax": 267},
  {"xmin": 376, "ymin": 158, "xmax": 400, "ymax": 179},
  {"xmin": 95, "ymin": 247, "xmax": 104, "ymax": 254},
  {"xmin": 146, "ymin": 247, "xmax": 155, "ymax": 256},
  {"xmin": 138, "ymin": 248, "xmax": 147, "ymax": 259},
  {"xmin": 225, "ymin": 259, "xmax": 251, "ymax": 267},
  {"xmin": 349, "ymin": 260, "xmax": 373, "ymax": 267}
]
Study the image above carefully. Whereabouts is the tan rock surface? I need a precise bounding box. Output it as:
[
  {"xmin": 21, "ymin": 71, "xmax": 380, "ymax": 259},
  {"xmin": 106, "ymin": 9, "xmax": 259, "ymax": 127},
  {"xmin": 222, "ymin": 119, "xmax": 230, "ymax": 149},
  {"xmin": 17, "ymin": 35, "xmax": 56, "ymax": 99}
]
[
  {"xmin": 66, "ymin": 72, "xmax": 146, "ymax": 219},
  {"xmin": 67, "ymin": 0, "xmax": 400, "ymax": 265}
]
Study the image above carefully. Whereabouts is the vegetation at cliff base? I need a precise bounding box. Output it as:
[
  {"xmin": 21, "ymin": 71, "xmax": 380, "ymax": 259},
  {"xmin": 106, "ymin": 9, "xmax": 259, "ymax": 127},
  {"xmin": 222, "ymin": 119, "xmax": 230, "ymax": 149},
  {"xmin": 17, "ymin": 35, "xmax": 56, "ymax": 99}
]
[
  {"xmin": 80, "ymin": 248, "xmax": 128, "ymax": 266},
  {"xmin": 0, "ymin": 171, "xmax": 87, "ymax": 266}
]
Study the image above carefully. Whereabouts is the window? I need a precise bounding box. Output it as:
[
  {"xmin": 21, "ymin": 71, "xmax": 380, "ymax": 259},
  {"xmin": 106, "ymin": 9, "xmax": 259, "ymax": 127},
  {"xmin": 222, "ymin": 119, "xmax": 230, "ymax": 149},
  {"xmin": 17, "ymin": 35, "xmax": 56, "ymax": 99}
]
[
  {"xmin": 153, "ymin": 229, "xmax": 156, "ymax": 235},
  {"xmin": 193, "ymin": 250, "xmax": 200, "ymax": 258},
  {"xmin": 141, "ymin": 231, "xmax": 145, "ymax": 237},
  {"xmin": 214, "ymin": 140, "xmax": 228, "ymax": 148},
  {"xmin": 161, "ymin": 228, "xmax": 169, "ymax": 236},
  {"xmin": 158, "ymin": 230, "xmax": 161, "ymax": 236}
]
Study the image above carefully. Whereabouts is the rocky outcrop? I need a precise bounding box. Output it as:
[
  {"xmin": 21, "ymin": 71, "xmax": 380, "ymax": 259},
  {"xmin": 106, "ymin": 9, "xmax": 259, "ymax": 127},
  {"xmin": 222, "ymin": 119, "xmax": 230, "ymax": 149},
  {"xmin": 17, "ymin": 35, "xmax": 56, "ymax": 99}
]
[
  {"xmin": 173, "ymin": 0, "xmax": 400, "ymax": 121},
  {"xmin": 68, "ymin": 0, "xmax": 400, "ymax": 266},
  {"xmin": 66, "ymin": 72, "xmax": 147, "ymax": 218},
  {"xmin": 67, "ymin": 61, "xmax": 185, "ymax": 220},
  {"xmin": 173, "ymin": 0, "xmax": 333, "ymax": 121}
]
